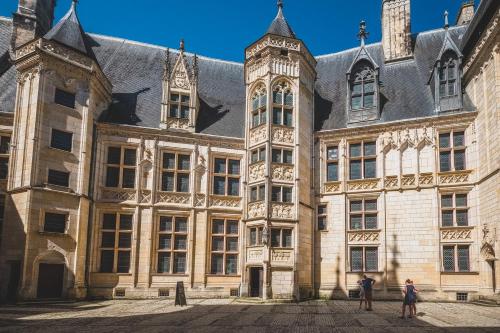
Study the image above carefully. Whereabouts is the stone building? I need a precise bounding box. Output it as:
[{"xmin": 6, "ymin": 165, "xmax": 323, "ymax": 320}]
[{"xmin": 0, "ymin": 0, "xmax": 498, "ymax": 302}]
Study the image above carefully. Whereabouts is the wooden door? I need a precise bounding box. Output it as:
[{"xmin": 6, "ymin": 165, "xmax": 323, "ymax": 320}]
[{"xmin": 37, "ymin": 264, "xmax": 64, "ymax": 299}]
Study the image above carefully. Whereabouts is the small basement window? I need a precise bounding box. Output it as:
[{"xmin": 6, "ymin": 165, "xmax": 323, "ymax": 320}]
[
  {"xmin": 456, "ymin": 292, "xmax": 468, "ymax": 302},
  {"xmin": 280, "ymin": 49, "xmax": 289, "ymax": 57},
  {"xmin": 230, "ymin": 288, "xmax": 239, "ymax": 297},
  {"xmin": 43, "ymin": 212, "xmax": 67, "ymax": 234},
  {"xmin": 48, "ymin": 169, "xmax": 70, "ymax": 187},
  {"xmin": 115, "ymin": 289, "xmax": 126, "ymax": 297},
  {"xmin": 348, "ymin": 290, "xmax": 360, "ymax": 299},
  {"xmin": 158, "ymin": 289, "xmax": 170, "ymax": 297}
]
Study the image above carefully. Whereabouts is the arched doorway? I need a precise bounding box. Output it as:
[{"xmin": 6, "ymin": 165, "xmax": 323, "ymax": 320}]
[{"xmin": 35, "ymin": 251, "xmax": 67, "ymax": 299}]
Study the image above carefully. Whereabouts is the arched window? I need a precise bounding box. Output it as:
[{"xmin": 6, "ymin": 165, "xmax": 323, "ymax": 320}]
[
  {"xmin": 350, "ymin": 61, "xmax": 376, "ymax": 110},
  {"xmin": 439, "ymin": 51, "xmax": 458, "ymax": 98},
  {"xmin": 251, "ymin": 86, "xmax": 267, "ymax": 128},
  {"xmin": 272, "ymin": 81, "xmax": 293, "ymax": 127}
]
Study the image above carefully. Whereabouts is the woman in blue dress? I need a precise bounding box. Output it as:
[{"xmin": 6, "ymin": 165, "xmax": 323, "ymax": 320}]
[{"xmin": 400, "ymin": 279, "xmax": 417, "ymax": 319}]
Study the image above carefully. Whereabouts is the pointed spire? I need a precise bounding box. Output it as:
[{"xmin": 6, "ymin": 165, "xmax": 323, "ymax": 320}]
[
  {"xmin": 72, "ymin": 0, "xmax": 78, "ymax": 9},
  {"xmin": 444, "ymin": 10, "xmax": 449, "ymax": 29},
  {"xmin": 266, "ymin": 0, "xmax": 296, "ymax": 38},
  {"xmin": 357, "ymin": 20, "xmax": 369, "ymax": 47}
]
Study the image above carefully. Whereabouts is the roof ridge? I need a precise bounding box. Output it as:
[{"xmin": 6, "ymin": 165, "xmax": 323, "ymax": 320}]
[
  {"xmin": 315, "ymin": 42, "xmax": 382, "ymax": 59},
  {"xmin": 0, "ymin": 16, "xmax": 12, "ymax": 22}
]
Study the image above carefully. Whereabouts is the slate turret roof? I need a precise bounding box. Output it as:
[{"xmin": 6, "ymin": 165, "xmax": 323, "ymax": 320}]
[{"xmin": 266, "ymin": 1, "xmax": 296, "ymax": 38}]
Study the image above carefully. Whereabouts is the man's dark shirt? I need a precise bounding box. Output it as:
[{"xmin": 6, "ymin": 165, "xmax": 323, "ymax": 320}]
[{"xmin": 362, "ymin": 278, "xmax": 374, "ymax": 291}]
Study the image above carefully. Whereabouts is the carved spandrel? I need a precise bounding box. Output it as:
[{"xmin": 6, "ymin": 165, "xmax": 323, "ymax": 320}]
[
  {"xmin": 271, "ymin": 126, "xmax": 294, "ymax": 145},
  {"xmin": 271, "ymin": 164, "xmax": 294, "ymax": 182},
  {"xmin": 249, "ymin": 162, "xmax": 266, "ymax": 183},
  {"xmin": 248, "ymin": 201, "xmax": 266, "ymax": 219}
]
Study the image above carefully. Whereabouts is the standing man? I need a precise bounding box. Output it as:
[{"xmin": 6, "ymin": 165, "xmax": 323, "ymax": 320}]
[{"xmin": 362, "ymin": 275, "xmax": 376, "ymax": 311}]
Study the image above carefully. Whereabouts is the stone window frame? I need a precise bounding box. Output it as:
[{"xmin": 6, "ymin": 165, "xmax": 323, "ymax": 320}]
[
  {"xmin": 251, "ymin": 86, "xmax": 267, "ymax": 129},
  {"xmin": 349, "ymin": 246, "xmax": 378, "ymax": 272},
  {"xmin": 160, "ymin": 151, "xmax": 191, "ymax": 193},
  {"xmin": 248, "ymin": 225, "xmax": 264, "ymax": 246},
  {"xmin": 348, "ymin": 197, "xmax": 378, "ymax": 230},
  {"xmin": 348, "ymin": 140, "xmax": 377, "ymax": 180},
  {"xmin": 317, "ymin": 204, "xmax": 328, "ymax": 231},
  {"xmin": 50, "ymin": 128, "xmax": 73, "ymax": 152},
  {"xmin": 326, "ymin": 145, "xmax": 340, "ymax": 182},
  {"xmin": 209, "ymin": 217, "xmax": 240, "ymax": 276},
  {"xmin": 271, "ymin": 185, "xmax": 293, "ymax": 203},
  {"xmin": 272, "ymin": 81, "xmax": 294, "ymax": 127},
  {"xmin": 98, "ymin": 212, "xmax": 134, "ymax": 274},
  {"xmin": 0, "ymin": 135, "xmax": 11, "ymax": 180},
  {"xmin": 155, "ymin": 215, "xmax": 189, "ymax": 275},
  {"xmin": 104, "ymin": 145, "xmax": 137, "ymax": 189},
  {"xmin": 442, "ymin": 244, "xmax": 471, "ymax": 272},
  {"xmin": 168, "ymin": 91, "xmax": 190, "ymax": 119},
  {"xmin": 212, "ymin": 156, "xmax": 241, "ymax": 196},
  {"xmin": 249, "ymin": 183, "xmax": 266, "ymax": 203},
  {"xmin": 271, "ymin": 147, "xmax": 293, "ymax": 164},
  {"xmin": 40, "ymin": 210, "xmax": 69, "ymax": 234},
  {"xmin": 439, "ymin": 51, "xmax": 459, "ymax": 98},
  {"xmin": 250, "ymin": 146, "xmax": 266, "ymax": 164},
  {"xmin": 270, "ymin": 228, "xmax": 293, "ymax": 248},
  {"xmin": 440, "ymin": 191, "xmax": 469, "ymax": 227},
  {"xmin": 438, "ymin": 130, "xmax": 466, "ymax": 172}
]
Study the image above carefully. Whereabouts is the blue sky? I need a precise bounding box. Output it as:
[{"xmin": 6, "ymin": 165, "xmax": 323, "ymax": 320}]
[{"xmin": 0, "ymin": 0, "xmax": 471, "ymax": 61}]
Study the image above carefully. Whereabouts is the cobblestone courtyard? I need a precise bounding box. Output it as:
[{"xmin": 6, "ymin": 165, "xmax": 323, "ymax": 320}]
[{"xmin": 0, "ymin": 299, "xmax": 499, "ymax": 332}]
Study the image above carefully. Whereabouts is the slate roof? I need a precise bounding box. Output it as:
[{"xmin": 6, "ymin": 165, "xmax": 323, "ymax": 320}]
[
  {"xmin": 266, "ymin": 5, "xmax": 296, "ymax": 38},
  {"xmin": 0, "ymin": 15, "xmax": 476, "ymax": 137},
  {"xmin": 0, "ymin": 18, "xmax": 15, "ymax": 114}
]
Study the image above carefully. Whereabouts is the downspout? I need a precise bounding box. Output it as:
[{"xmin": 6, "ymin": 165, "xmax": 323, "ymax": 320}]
[{"xmin": 311, "ymin": 83, "xmax": 316, "ymax": 298}]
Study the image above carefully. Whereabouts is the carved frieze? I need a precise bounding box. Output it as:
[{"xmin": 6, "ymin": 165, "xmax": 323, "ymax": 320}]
[
  {"xmin": 438, "ymin": 170, "xmax": 472, "ymax": 185},
  {"xmin": 270, "ymin": 203, "xmax": 294, "ymax": 219},
  {"xmin": 195, "ymin": 194, "xmax": 206, "ymax": 207},
  {"xmin": 419, "ymin": 173, "xmax": 433, "ymax": 186},
  {"xmin": 271, "ymin": 126, "xmax": 294, "ymax": 145},
  {"xmin": 441, "ymin": 227, "xmax": 473, "ymax": 241},
  {"xmin": 140, "ymin": 190, "xmax": 151, "ymax": 204},
  {"xmin": 246, "ymin": 35, "xmax": 300, "ymax": 59},
  {"xmin": 347, "ymin": 179, "xmax": 379, "ymax": 191},
  {"xmin": 247, "ymin": 247, "xmax": 264, "ymax": 263},
  {"xmin": 324, "ymin": 181, "xmax": 341, "ymax": 194},
  {"xmin": 271, "ymin": 249, "xmax": 293, "ymax": 266},
  {"xmin": 166, "ymin": 117, "xmax": 190, "ymax": 130},
  {"xmin": 210, "ymin": 195, "xmax": 241, "ymax": 208},
  {"xmin": 481, "ymin": 225, "xmax": 496, "ymax": 260},
  {"xmin": 248, "ymin": 201, "xmax": 266, "ymax": 219},
  {"xmin": 249, "ymin": 161, "xmax": 266, "ymax": 183},
  {"xmin": 382, "ymin": 127, "xmax": 435, "ymax": 152},
  {"xmin": 401, "ymin": 174, "xmax": 416, "ymax": 187},
  {"xmin": 100, "ymin": 188, "xmax": 136, "ymax": 202},
  {"xmin": 384, "ymin": 176, "xmax": 398, "ymax": 189},
  {"xmin": 347, "ymin": 230, "xmax": 381, "ymax": 243},
  {"xmin": 157, "ymin": 192, "xmax": 191, "ymax": 205},
  {"xmin": 271, "ymin": 164, "xmax": 294, "ymax": 182},
  {"xmin": 249, "ymin": 125, "xmax": 267, "ymax": 146}
]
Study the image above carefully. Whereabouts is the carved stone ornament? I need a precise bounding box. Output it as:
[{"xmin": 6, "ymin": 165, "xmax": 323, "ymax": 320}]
[
  {"xmin": 270, "ymin": 203, "xmax": 294, "ymax": 219},
  {"xmin": 481, "ymin": 225, "xmax": 496, "ymax": 261},
  {"xmin": 248, "ymin": 201, "xmax": 266, "ymax": 219},
  {"xmin": 140, "ymin": 190, "xmax": 151, "ymax": 204},
  {"xmin": 249, "ymin": 162, "xmax": 266, "ymax": 182},
  {"xmin": 271, "ymin": 249, "xmax": 293, "ymax": 265},
  {"xmin": 271, "ymin": 164, "xmax": 294, "ymax": 182},
  {"xmin": 441, "ymin": 228, "xmax": 473, "ymax": 241},
  {"xmin": 195, "ymin": 194, "xmax": 206, "ymax": 207},
  {"xmin": 157, "ymin": 192, "xmax": 191, "ymax": 205},
  {"xmin": 438, "ymin": 170, "xmax": 471, "ymax": 184},
  {"xmin": 249, "ymin": 125, "xmax": 267, "ymax": 146},
  {"xmin": 348, "ymin": 231, "xmax": 380, "ymax": 243},
  {"xmin": 324, "ymin": 181, "xmax": 341, "ymax": 193},
  {"xmin": 384, "ymin": 176, "xmax": 398, "ymax": 188},
  {"xmin": 167, "ymin": 117, "xmax": 190, "ymax": 130},
  {"xmin": 101, "ymin": 188, "xmax": 136, "ymax": 202},
  {"xmin": 210, "ymin": 195, "xmax": 241, "ymax": 208},
  {"xmin": 272, "ymin": 126, "xmax": 294, "ymax": 144},
  {"xmin": 419, "ymin": 173, "xmax": 433, "ymax": 186},
  {"xmin": 401, "ymin": 174, "xmax": 416, "ymax": 187},
  {"xmin": 347, "ymin": 179, "xmax": 379, "ymax": 191}
]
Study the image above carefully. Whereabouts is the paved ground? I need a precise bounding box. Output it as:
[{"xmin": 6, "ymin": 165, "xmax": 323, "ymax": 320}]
[{"xmin": 0, "ymin": 299, "xmax": 499, "ymax": 332}]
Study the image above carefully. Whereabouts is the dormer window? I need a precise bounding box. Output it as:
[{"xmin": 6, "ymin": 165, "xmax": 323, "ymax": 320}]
[
  {"xmin": 439, "ymin": 51, "xmax": 458, "ymax": 98},
  {"xmin": 350, "ymin": 61, "xmax": 376, "ymax": 110},
  {"xmin": 169, "ymin": 92, "xmax": 190, "ymax": 119}
]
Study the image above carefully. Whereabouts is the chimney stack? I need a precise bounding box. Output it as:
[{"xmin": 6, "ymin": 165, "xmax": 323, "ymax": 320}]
[
  {"xmin": 456, "ymin": 1, "xmax": 475, "ymax": 26},
  {"xmin": 382, "ymin": 0, "xmax": 413, "ymax": 63},
  {"xmin": 11, "ymin": 0, "xmax": 56, "ymax": 51}
]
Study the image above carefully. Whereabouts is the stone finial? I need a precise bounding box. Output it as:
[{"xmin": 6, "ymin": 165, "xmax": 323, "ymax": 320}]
[
  {"xmin": 444, "ymin": 10, "xmax": 449, "ymax": 29},
  {"xmin": 358, "ymin": 20, "xmax": 369, "ymax": 46},
  {"xmin": 278, "ymin": 0, "xmax": 283, "ymax": 9},
  {"xmin": 180, "ymin": 39, "xmax": 185, "ymax": 51}
]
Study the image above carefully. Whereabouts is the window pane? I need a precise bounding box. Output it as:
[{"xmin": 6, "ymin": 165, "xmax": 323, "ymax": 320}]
[
  {"xmin": 213, "ymin": 176, "xmax": 225, "ymax": 195},
  {"xmin": 272, "ymin": 149, "xmax": 282, "ymax": 163},
  {"xmin": 439, "ymin": 134, "xmax": 450, "ymax": 148},
  {"xmin": 214, "ymin": 158, "xmax": 226, "ymax": 174},
  {"xmin": 158, "ymin": 235, "xmax": 171, "ymax": 250},
  {"xmin": 225, "ymin": 254, "xmax": 238, "ymax": 274},
  {"xmin": 327, "ymin": 162, "xmax": 338, "ymax": 181},
  {"xmin": 251, "ymin": 151, "xmax": 258, "ymax": 164},
  {"xmin": 440, "ymin": 152, "xmax": 451, "ymax": 172},
  {"xmin": 250, "ymin": 228, "xmax": 257, "ymax": 245},
  {"xmin": 117, "ymin": 251, "xmax": 130, "ymax": 273},
  {"xmin": 318, "ymin": 216, "xmax": 326, "ymax": 231},
  {"xmin": 174, "ymin": 235, "xmax": 187, "ymax": 250},
  {"xmin": 181, "ymin": 94, "xmax": 190, "ymax": 103},
  {"xmin": 159, "ymin": 216, "xmax": 172, "ymax": 232},
  {"xmin": 271, "ymin": 187, "xmax": 281, "ymax": 202},
  {"xmin": 119, "ymin": 215, "xmax": 132, "ymax": 230},
  {"xmin": 48, "ymin": 169, "xmax": 70, "ymax": 187},
  {"xmin": 350, "ymin": 215, "xmax": 362, "ymax": 230},
  {"xmin": 162, "ymin": 172, "xmax": 174, "ymax": 192},
  {"xmin": 54, "ymin": 89, "xmax": 76, "ymax": 108},
  {"xmin": 259, "ymin": 148, "xmax": 266, "ymax": 161},
  {"xmin": 318, "ymin": 205, "xmax": 327, "ymax": 215},
  {"xmin": 352, "ymin": 96, "xmax": 362, "ymax": 110},
  {"xmin": 441, "ymin": 195, "xmax": 453, "ymax": 208},
  {"xmin": 157, "ymin": 252, "xmax": 171, "ymax": 273},
  {"xmin": 44, "ymin": 213, "xmax": 66, "ymax": 233},
  {"xmin": 177, "ymin": 174, "xmax": 190, "ymax": 192},
  {"xmin": 106, "ymin": 167, "xmax": 120, "ymax": 187},
  {"xmin": 441, "ymin": 211, "xmax": 454, "ymax": 227},
  {"xmin": 122, "ymin": 169, "xmax": 136, "ymax": 188},
  {"xmin": 173, "ymin": 253, "xmax": 186, "ymax": 274},
  {"xmin": 252, "ymin": 113, "xmax": 259, "ymax": 127},
  {"xmin": 284, "ymin": 92, "xmax": 293, "ymax": 106},
  {"xmin": 364, "ymin": 94, "xmax": 374, "ymax": 108},
  {"xmin": 228, "ymin": 178, "xmax": 240, "ymax": 196},
  {"xmin": 364, "ymin": 142, "xmax": 376, "ymax": 156},
  {"xmin": 456, "ymin": 210, "xmax": 468, "ymax": 227},
  {"xmin": 175, "ymin": 218, "xmax": 188, "ymax": 232},
  {"xmin": 180, "ymin": 106, "xmax": 190, "ymax": 118},
  {"xmin": 273, "ymin": 91, "xmax": 282, "ymax": 104},
  {"xmin": 365, "ymin": 200, "xmax": 377, "ymax": 211},
  {"xmin": 364, "ymin": 82, "xmax": 375, "ymax": 93},
  {"xmin": 352, "ymin": 83, "xmax": 362, "ymax": 95},
  {"xmin": 212, "ymin": 220, "xmax": 225, "ymax": 234},
  {"xmin": 350, "ymin": 201, "xmax": 362, "ymax": 212},
  {"xmin": 103, "ymin": 214, "xmax": 116, "ymax": 229},
  {"xmin": 439, "ymin": 83, "xmax": 446, "ymax": 96},
  {"xmin": 443, "ymin": 246, "xmax": 455, "ymax": 271},
  {"xmin": 350, "ymin": 160, "xmax": 361, "ymax": 180},
  {"xmin": 454, "ymin": 149, "xmax": 466, "ymax": 170},
  {"xmin": 282, "ymin": 229, "xmax": 292, "ymax": 247},
  {"xmin": 123, "ymin": 149, "xmax": 136, "ymax": 166},
  {"xmin": 101, "ymin": 232, "xmax": 115, "ymax": 247},
  {"xmin": 178, "ymin": 155, "xmax": 190, "ymax": 170},
  {"xmin": 212, "ymin": 236, "xmax": 224, "ymax": 251},
  {"xmin": 456, "ymin": 194, "xmax": 467, "ymax": 207},
  {"xmin": 365, "ymin": 248, "xmax": 378, "ymax": 272},
  {"xmin": 448, "ymin": 81, "xmax": 456, "ymax": 96},
  {"xmin": 283, "ymin": 150, "xmax": 293, "ymax": 164},
  {"xmin": 170, "ymin": 94, "xmax": 180, "ymax": 102},
  {"xmin": 453, "ymin": 132, "xmax": 465, "ymax": 147},
  {"xmin": 457, "ymin": 246, "xmax": 470, "ymax": 272},
  {"xmin": 250, "ymin": 187, "xmax": 257, "ymax": 202},
  {"xmin": 252, "ymin": 97, "xmax": 259, "ymax": 111},
  {"xmin": 364, "ymin": 159, "xmax": 377, "ymax": 178},
  {"xmin": 284, "ymin": 110, "xmax": 293, "ymax": 127},
  {"xmin": 100, "ymin": 250, "xmax": 114, "ymax": 273},
  {"xmin": 228, "ymin": 160, "xmax": 240, "ymax": 175},
  {"xmin": 271, "ymin": 229, "xmax": 281, "ymax": 247},
  {"xmin": 258, "ymin": 185, "xmax": 265, "ymax": 201},
  {"xmin": 211, "ymin": 254, "xmax": 224, "ymax": 274},
  {"xmin": 350, "ymin": 248, "xmax": 363, "ymax": 272},
  {"xmin": 350, "ymin": 144, "xmax": 362, "ymax": 157},
  {"xmin": 51, "ymin": 129, "xmax": 72, "ymax": 152},
  {"xmin": 259, "ymin": 94, "xmax": 267, "ymax": 108},
  {"xmin": 447, "ymin": 65, "xmax": 456, "ymax": 79},
  {"xmin": 226, "ymin": 237, "xmax": 238, "ymax": 252},
  {"xmin": 118, "ymin": 233, "xmax": 131, "ymax": 248},
  {"xmin": 169, "ymin": 104, "xmax": 178, "ymax": 117},
  {"xmin": 365, "ymin": 214, "xmax": 378, "ymax": 229},
  {"xmin": 163, "ymin": 153, "xmax": 175, "ymax": 169},
  {"xmin": 282, "ymin": 187, "xmax": 292, "ymax": 203},
  {"xmin": 226, "ymin": 220, "xmax": 238, "ymax": 235},
  {"xmin": 327, "ymin": 147, "xmax": 338, "ymax": 160},
  {"xmin": 273, "ymin": 108, "xmax": 282, "ymax": 125}
]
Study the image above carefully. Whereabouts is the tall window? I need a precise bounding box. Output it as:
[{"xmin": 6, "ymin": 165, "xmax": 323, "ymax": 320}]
[
  {"xmin": 105, "ymin": 147, "xmax": 137, "ymax": 188},
  {"xmin": 249, "ymin": 226, "xmax": 263, "ymax": 246},
  {"xmin": 326, "ymin": 146, "xmax": 339, "ymax": 181},
  {"xmin": 272, "ymin": 82, "xmax": 293, "ymax": 127},
  {"xmin": 169, "ymin": 92, "xmax": 190, "ymax": 119},
  {"xmin": 251, "ymin": 147, "xmax": 266, "ymax": 164},
  {"xmin": 317, "ymin": 205, "xmax": 327, "ymax": 231},
  {"xmin": 50, "ymin": 129, "xmax": 72, "ymax": 152},
  {"xmin": 351, "ymin": 61, "xmax": 375, "ymax": 110},
  {"xmin": 270, "ymin": 228, "xmax": 292, "ymax": 248},
  {"xmin": 213, "ymin": 158, "xmax": 240, "ymax": 196},
  {"xmin": 157, "ymin": 216, "xmax": 188, "ymax": 274},
  {"xmin": 211, "ymin": 218, "xmax": 239, "ymax": 275},
  {"xmin": 100, "ymin": 213, "xmax": 133, "ymax": 273},
  {"xmin": 350, "ymin": 247, "xmax": 378, "ymax": 272},
  {"xmin": 271, "ymin": 148, "xmax": 293, "ymax": 164},
  {"xmin": 349, "ymin": 198, "xmax": 378, "ymax": 230},
  {"xmin": 251, "ymin": 87, "xmax": 267, "ymax": 128},
  {"xmin": 250, "ymin": 184, "xmax": 265, "ymax": 202},
  {"xmin": 271, "ymin": 186, "xmax": 292, "ymax": 203},
  {"xmin": 439, "ymin": 131, "xmax": 465, "ymax": 172},
  {"xmin": 43, "ymin": 212, "xmax": 67, "ymax": 234},
  {"xmin": 439, "ymin": 51, "xmax": 458, "ymax": 98},
  {"xmin": 0, "ymin": 136, "xmax": 10, "ymax": 180},
  {"xmin": 161, "ymin": 152, "xmax": 190, "ymax": 192},
  {"xmin": 349, "ymin": 141, "xmax": 376, "ymax": 180},
  {"xmin": 441, "ymin": 193, "xmax": 468, "ymax": 227},
  {"xmin": 443, "ymin": 245, "xmax": 470, "ymax": 272}
]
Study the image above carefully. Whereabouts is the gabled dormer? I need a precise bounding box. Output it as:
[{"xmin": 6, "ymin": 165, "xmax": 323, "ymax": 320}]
[
  {"xmin": 347, "ymin": 21, "xmax": 380, "ymax": 124},
  {"xmin": 160, "ymin": 40, "xmax": 199, "ymax": 132},
  {"xmin": 430, "ymin": 11, "xmax": 464, "ymax": 113}
]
